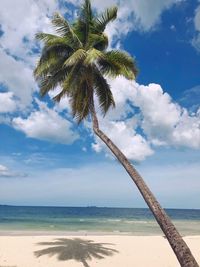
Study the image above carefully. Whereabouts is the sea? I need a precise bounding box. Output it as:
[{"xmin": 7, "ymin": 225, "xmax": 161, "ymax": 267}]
[{"xmin": 0, "ymin": 205, "xmax": 200, "ymax": 235}]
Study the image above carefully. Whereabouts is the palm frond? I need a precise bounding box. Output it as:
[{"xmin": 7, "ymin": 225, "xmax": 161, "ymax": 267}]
[
  {"xmin": 52, "ymin": 12, "xmax": 82, "ymax": 48},
  {"xmin": 93, "ymin": 6, "xmax": 118, "ymax": 32},
  {"xmin": 53, "ymin": 63, "xmax": 83, "ymax": 102},
  {"xmin": 84, "ymin": 48, "xmax": 105, "ymax": 65},
  {"xmin": 64, "ymin": 49, "xmax": 86, "ymax": 67},
  {"xmin": 34, "ymin": 45, "xmax": 71, "ymax": 80},
  {"xmin": 39, "ymin": 67, "xmax": 70, "ymax": 97},
  {"xmin": 93, "ymin": 67, "xmax": 115, "ymax": 114},
  {"xmin": 36, "ymin": 33, "xmax": 64, "ymax": 45},
  {"xmin": 88, "ymin": 33, "xmax": 108, "ymax": 51},
  {"xmin": 98, "ymin": 50, "xmax": 138, "ymax": 79},
  {"xmin": 34, "ymin": 56, "xmax": 62, "ymax": 78},
  {"xmin": 71, "ymin": 81, "xmax": 92, "ymax": 123},
  {"xmin": 69, "ymin": 66, "xmax": 94, "ymax": 123},
  {"xmin": 106, "ymin": 50, "xmax": 138, "ymax": 78},
  {"xmin": 36, "ymin": 43, "xmax": 72, "ymax": 67},
  {"xmin": 76, "ymin": 0, "xmax": 93, "ymax": 46},
  {"xmin": 80, "ymin": 0, "xmax": 93, "ymax": 22},
  {"xmin": 98, "ymin": 58, "xmax": 121, "ymax": 77},
  {"xmin": 36, "ymin": 32, "xmax": 79, "ymax": 51}
]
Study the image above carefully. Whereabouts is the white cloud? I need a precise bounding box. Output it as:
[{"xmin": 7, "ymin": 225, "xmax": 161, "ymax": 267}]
[
  {"xmin": 0, "ymin": 0, "xmax": 57, "ymax": 63},
  {"xmin": 0, "ymin": 49, "xmax": 34, "ymax": 108},
  {"xmin": 127, "ymin": 0, "xmax": 181, "ymax": 31},
  {"xmin": 92, "ymin": 118, "xmax": 154, "ymax": 161},
  {"xmin": 92, "ymin": 0, "xmax": 181, "ymax": 30},
  {"xmin": 171, "ymin": 109, "xmax": 200, "ymax": 148},
  {"xmin": 91, "ymin": 77, "xmax": 200, "ymax": 159},
  {"xmin": 0, "ymin": 92, "xmax": 17, "ymax": 113},
  {"xmin": 12, "ymin": 100, "xmax": 79, "ymax": 144},
  {"xmin": 0, "ymin": 164, "xmax": 8, "ymax": 173},
  {"xmin": 0, "ymin": 164, "xmax": 27, "ymax": 178},
  {"xmin": 0, "ymin": 0, "xmax": 60, "ymax": 111},
  {"xmin": 91, "ymin": 0, "xmax": 183, "ymax": 48},
  {"xmin": 131, "ymin": 82, "xmax": 200, "ymax": 149}
]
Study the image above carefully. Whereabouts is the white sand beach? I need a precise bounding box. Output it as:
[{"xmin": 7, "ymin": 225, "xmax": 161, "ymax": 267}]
[{"xmin": 0, "ymin": 235, "xmax": 199, "ymax": 267}]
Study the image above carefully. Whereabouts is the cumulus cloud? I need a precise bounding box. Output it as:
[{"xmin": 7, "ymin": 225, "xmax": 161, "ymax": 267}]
[
  {"xmin": 0, "ymin": 49, "xmax": 34, "ymax": 108},
  {"xmin": 92, "ymin": 118, "xmax": 154, "ymax": 161},
  {"xmin": 92, "ymin": 0, "xmax": 184, "ymax": 48},
  {"xmin": 131, "ymin": 82, "xmax": 200, "ymax": 149},
  {"xmin": 91, "ymin": 77, "xmax": 200, "ymax": 160},
  {"xmin": 91, "ymin": 0, "xmax": 182, "ymax": 31},
  {"xmin": 0, "ymin": 92, "xmax": 17, "ymax": 113},
  {"xmin": 0, "ymin": 0, "xmax": 57, "ymax": 62},
  {"xmin": 0, "ymin": 164, "xmax": 27, "ymax": 178},
  {"xmin": 12, "ymin": 100, "xmax": 79, "ymax": 144},
  {"xmin": 0, "ymin": 0, "xmax": 60, "ymax": 110}
]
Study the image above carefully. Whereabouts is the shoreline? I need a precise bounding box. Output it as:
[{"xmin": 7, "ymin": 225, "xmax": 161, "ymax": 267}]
[
  {"xmin": 0, "ymin": 235, "xmax": 199, "ymax": 267},
  {"xmin": 0, "ymin": 229, "xmax": 199, "ymax": 236},
  {"xmin": 0, "ymin": 229, "xmax": 198, "ymax": 236},
  {"xmin": 0, "ymin": 230, "xmax": 135, "ymax": 236}
]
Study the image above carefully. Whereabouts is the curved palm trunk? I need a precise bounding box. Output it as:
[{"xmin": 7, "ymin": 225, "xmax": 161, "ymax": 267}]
[{"xmin": 91, "ymin": 107, "xmax": 199, "ymax": 267}]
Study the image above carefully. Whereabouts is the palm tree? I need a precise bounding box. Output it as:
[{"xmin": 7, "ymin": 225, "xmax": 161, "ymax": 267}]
[{"xmin": 34, "ymin": 1, "xmax": 199, "ymax": 266}]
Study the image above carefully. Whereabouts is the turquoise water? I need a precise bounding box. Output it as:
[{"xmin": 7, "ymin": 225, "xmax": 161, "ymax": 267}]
[{"xmin": 0, "ymin": 206, "xmax": 200, "ymax": 235}]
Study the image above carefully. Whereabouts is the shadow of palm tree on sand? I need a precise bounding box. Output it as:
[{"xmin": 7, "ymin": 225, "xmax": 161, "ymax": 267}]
[{"xmin": 34, "ymin": 238, "xmax": 118, "ymax": 267}]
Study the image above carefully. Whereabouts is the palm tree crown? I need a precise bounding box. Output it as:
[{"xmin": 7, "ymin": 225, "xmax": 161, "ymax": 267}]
[{"xmin": 34, "ymin": 0, "xmax": 138, "ymax": 122}]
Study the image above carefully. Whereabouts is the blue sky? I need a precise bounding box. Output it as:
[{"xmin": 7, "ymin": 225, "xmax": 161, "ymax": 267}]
[{"xmin": 0, "ymin": 0, "xmax": 199, "ymax": 208}]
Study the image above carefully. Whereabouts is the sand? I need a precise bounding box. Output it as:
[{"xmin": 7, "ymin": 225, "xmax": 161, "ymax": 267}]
[{"xmin": 0, "ymin": 234, "xmax": 199, "ymax": 267}]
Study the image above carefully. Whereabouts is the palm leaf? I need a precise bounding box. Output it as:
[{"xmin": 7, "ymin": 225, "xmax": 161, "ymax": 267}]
[
  {"xmin": 36, "ymin": 44, "xmax": 72, "ymax": 67},
  {"xmin": 34, "ymin": 46, "xmax": 71, "ymax": 80},
  {"xmin": 64, "ymin": 49, "xmax": 87, "ymax": 67},
  {"xmin": 98, "ymin": 50, "xmax": 138, "ymax": 79},
  {"xmin": 93, "ymin": 67, "xmax": 115, "ymax": 114},
  {"xmin": 88, "ymin": 33, "xmax": 108, "ymax": 51},
  {"xmin": 80, "ymin": 0, "xmax": 93, "ymax": 22},
  {"xmin": 34, "ymin": 56, "xmax": 62, "ymax": 78},
  {"xmin": 70, "ymin": 66, "xmax": 94, "ymax": 122},
  {"xmin": 52, "ymin": 12, "xmax": 82, "ymax": 48},
  {"xmin": 106, "ymin": 50, "xmax": 138, "ymax": 78},
  {"xmin": 93, "ymin": 6, "xmax": 118, "ymax": 32},
  {"xmin": 39, "ymin": 66, "xmax": 70, "ymax": 97},
  {"xmin": 71, "ymin": 81, "xmax": 92, "ymax": 123},
  {"xmin": 36, "ymin": 32, "xmax": 80, "ymax": 51},
  {"xmin": 36, "ymin": 33, "xmax": 65, "ymax": 45},
  {"xmin": 84, "ymin": 48, "xmax": 105, "ymax": 65},
  {"xmin": 53, "ymin": 63, "xmax": 83, "ymax": 102},
  {"xmin": 76, "ymin": 0, "xmax": 93, "ymax": 46},
  {"xmin": 98, "ymin": 58, "xmax": 121, "ymax": 77}
]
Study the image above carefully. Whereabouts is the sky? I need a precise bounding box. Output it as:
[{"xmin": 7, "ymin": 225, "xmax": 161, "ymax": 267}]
[{"xmin": 0, "ymin": 0, "xmax": 200, "ymax": 209}]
